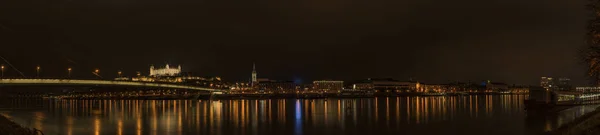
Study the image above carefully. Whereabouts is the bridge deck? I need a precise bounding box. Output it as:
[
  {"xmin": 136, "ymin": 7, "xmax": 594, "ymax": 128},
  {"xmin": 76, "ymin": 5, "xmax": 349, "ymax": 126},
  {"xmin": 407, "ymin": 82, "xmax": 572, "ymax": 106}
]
[{"xmin": 0, "ymin": 79, "xmax": 222, "ymax": 92}]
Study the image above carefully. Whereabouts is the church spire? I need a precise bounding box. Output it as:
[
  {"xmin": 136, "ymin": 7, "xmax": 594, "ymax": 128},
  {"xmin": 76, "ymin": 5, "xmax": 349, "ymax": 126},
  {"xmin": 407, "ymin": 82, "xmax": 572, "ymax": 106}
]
[{"xmin": 251, "ymin": 62, "xmax": 257, "ymax": 84}]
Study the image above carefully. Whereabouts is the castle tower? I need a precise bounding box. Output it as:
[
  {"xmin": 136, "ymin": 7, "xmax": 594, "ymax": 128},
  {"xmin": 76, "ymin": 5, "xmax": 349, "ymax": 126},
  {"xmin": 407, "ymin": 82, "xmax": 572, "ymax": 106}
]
[
  {"xmin": 177, "ymin": 65, "xmax": 182, "ymax": 76},
  {"xmin": 150, "ymin": 65, "xmax": 155, "ymax": 76}
]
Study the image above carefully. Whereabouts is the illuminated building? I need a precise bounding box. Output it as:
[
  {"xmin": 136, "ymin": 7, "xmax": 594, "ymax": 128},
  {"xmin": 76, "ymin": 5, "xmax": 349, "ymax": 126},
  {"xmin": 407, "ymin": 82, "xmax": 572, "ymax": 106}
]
[
  {"xmin": 130, "ymin": 76, "xmax": 155, "ymax": 82},
  {"xmin": 557, "ymin": 77, "xmax": 572, "ymax": 91},
  {"xmin": 540, "ymin": 77, "xmax": 571, "ymax": 91},
  {"xmin": 353, "ymin": 78, "xmax": 421, "ymax": 92},
  {"xmin": 302, "ymin": 84, "xmax": 313, "ymax": 91},
  {"xmin": 230, "ymin": 82, "xmax": 252, "ymax": 91},
  {"xmin": 540, "ymin": 77, "xmax": 554, "ymax": 89},
  {"xmin": 258, "ymin": 80, "xmax": 296, "ymax": 93},
  {"xmin": 575, "ymin": 87, "xmax": 600, "ymax": 93},
  {"xmin": 313, "ymin": 80, "xmax": 343, "ymax": 92},
  {"xmin": 150, "ymin": 64, "xmax": 181, "ymax": 77},
  {"xmin": 421, "ymin": 84, "xmax": 447, "ymax": 93},
  {"xmin": 508, "ymin": 86, "xmax": 529, "ymax": 94},
  {"xmin": 124, "ymin": 67, "xmax": 223, "ymax": 86},
  {"xmin": 446, "ymin": 82, "xmax": 485, "ymax": 92}
]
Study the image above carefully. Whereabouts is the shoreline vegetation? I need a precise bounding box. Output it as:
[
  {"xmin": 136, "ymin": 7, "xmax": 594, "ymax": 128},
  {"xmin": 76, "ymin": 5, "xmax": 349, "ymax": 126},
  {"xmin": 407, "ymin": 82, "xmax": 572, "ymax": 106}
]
[{"xmin": 0, "ymin": 114, "xmax": 42, "ymax": 135}]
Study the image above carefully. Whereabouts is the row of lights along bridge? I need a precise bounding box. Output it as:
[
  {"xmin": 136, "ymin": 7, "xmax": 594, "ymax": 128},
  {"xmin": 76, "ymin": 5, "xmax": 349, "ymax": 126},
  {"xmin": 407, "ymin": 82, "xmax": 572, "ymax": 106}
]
[{"xmin": 0, "ymin": 64, "xmax": 113, "ymax": 79}]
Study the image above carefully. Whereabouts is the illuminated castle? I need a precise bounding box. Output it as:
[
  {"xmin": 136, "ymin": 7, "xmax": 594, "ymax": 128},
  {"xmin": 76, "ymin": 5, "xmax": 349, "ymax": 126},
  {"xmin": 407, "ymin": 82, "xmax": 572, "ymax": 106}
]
[{"xmin": 150, "ymin": 64, "xmax": 181, "ymax": 76}]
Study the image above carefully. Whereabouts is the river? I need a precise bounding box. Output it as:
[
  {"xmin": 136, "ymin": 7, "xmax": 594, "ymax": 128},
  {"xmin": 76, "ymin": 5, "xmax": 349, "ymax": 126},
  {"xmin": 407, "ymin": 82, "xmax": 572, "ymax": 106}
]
[{"xmin": 0, "ymin": 95, "xmax": 597, "ymax": 135}]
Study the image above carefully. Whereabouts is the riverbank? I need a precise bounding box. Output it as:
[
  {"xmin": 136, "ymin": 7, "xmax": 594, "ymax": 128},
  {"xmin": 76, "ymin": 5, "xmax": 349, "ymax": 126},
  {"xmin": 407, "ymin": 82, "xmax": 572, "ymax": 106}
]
[
  {"xmin": 0, "ymin": 114, "xmax": 42, "ymax": 135},
  {"xmin": 550, "ymin": 105, "xmax": 600, "ymax": 135}
]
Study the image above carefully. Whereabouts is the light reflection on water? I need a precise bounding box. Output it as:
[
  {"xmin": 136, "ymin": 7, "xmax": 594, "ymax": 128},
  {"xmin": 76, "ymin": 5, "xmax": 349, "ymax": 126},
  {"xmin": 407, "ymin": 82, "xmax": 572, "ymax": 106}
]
[{"xmin": 0, "ymin": 95, "xmax": 596, "ymax": 135}]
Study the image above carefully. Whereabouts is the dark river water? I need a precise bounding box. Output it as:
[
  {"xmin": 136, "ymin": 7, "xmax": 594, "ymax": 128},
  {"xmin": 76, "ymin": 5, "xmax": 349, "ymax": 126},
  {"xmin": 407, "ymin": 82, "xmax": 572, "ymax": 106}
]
[{"xmin": 0, "ymin": 95, "xmax": 598, "ymax": 135}]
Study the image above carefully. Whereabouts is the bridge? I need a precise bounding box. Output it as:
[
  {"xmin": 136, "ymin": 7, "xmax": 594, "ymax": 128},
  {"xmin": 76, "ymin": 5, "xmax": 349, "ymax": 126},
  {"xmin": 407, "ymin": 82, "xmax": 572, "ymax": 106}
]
[{"xmin": 0, "ymin": 79, "xmax": 224, "ymax": 92}]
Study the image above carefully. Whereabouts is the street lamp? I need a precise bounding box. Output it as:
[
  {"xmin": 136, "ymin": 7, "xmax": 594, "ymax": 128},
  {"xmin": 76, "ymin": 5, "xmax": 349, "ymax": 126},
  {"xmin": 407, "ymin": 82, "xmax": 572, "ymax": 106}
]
[
  {"xmin": 68, "ymin": 67, "xmax": 72, "ymax": 78},
  {"xmin": 36, "ymin": 66, "xmax": 40, "ymax": 78},
  {"xmin": 118, "ymin": 71, "xmax": 122, "ymax": 77},
  {"xmin": 1, "ymin": 65, "xmax": 4, "ymax": 79},
  {"xmin": 93, "ymin": 69, "xmax": 102, "ymax": 79}
]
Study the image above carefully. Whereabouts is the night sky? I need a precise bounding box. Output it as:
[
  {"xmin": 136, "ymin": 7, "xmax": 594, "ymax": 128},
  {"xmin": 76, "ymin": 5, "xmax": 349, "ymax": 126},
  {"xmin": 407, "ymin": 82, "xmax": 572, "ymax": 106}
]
[{"xmin": 0, "ymin": 0, "xmax": 590, "ymax": 85}]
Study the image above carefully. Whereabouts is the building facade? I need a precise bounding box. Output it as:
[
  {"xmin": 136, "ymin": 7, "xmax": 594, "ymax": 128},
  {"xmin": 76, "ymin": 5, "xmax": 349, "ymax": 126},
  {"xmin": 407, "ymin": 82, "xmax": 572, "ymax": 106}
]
[
  {"xmin": 421, "ymin": 84, "xmax": 448, "ymax": 93},
  {"xmin": 557, "ymin": 77, "xmax": 572, "ymax": 91},
  {"xmin": 150, "ymin": 64, "xmax": 181, "ymax": 77},
  {"xmin": 353, "ymin": 78, "xmax": 421, "ymax": 92},
  {"xmin": 258, "ymin": 80, "xmax": 297, "ymax": 93},
  {"xmin": 575, "ymin": 87, "xmax": 600, "ymax": 93},
  {"xmin": 313, "ymin": 80, "xmax": 344, "ymax": 92},
  {"xmin": 445, "ymin": 82, "xmax": 478, "ymax": 92},
  {"xmin": 540, "ymin": 77, "xmax": 554, "ymax": 89},
  {"xmin": 508, "ymin": 86, "xmax": 529, "ymax": 94}
]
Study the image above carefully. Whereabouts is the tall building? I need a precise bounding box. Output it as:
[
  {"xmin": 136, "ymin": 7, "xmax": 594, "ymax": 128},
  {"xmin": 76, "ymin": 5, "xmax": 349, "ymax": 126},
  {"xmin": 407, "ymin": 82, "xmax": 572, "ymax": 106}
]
[
  {"xmin": 150, "ymin": 64, "xmax": 181, "ymax": 77},
  {"xmin": 540, "ymin": 77, "xmax": 554, "ymax": 89},
  {"xmin": 557, "ymin": 77, "xmax": 572, "ymax": 91},
  {"xmin": 251, "ymin": 63, "xmax": 257, "ymax": 85},
  {"xmin": 313, "ymin": 80, "xmax": 344, "ymax": 92}
]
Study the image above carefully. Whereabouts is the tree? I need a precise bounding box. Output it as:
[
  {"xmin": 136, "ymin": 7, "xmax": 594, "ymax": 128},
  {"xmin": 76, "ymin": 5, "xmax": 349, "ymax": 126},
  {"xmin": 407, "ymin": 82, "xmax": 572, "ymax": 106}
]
[{"xmin": 585, "ymin": 0, "xmax": 600, "ymax": 85}]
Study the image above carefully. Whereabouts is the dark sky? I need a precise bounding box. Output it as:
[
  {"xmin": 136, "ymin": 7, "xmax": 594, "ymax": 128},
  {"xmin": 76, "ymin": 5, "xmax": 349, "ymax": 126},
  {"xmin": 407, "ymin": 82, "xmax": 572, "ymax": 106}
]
[{"xmin": 0, "ymin": 0, "xmax": 590, "ymax": 85}]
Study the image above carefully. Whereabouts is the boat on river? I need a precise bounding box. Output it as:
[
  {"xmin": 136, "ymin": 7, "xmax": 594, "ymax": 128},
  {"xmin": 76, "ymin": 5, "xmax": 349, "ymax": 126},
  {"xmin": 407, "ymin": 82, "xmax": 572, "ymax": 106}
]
[{"xmin": 525, "ymin": 87, "xmax": 600, "ymax": 113}]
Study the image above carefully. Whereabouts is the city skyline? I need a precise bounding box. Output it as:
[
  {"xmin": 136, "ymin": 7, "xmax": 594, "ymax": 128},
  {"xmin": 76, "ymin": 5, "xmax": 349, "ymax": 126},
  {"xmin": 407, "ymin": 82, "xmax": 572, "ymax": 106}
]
[
  {"xmin": 0, "ymin": 0, "xmax": 589, "ymax": 85},
  {"xmin": 0, "ymin": 61, "xmax": 584, "ymax": 86},
  {"xmin": 1, "ymin": 0, "xmax": 599, "ymax": 134}
]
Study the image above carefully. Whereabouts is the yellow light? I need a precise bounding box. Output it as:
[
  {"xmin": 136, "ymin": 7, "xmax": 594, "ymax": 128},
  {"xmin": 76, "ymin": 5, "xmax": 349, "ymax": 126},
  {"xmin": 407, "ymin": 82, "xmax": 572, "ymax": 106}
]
[
  {"xmin": 68, "ymin": 68, "xmax": 72, "ymax": 71},
  {"xmin": 95, "ymin": 69, "xmax": 99, "ymax": 73}
]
